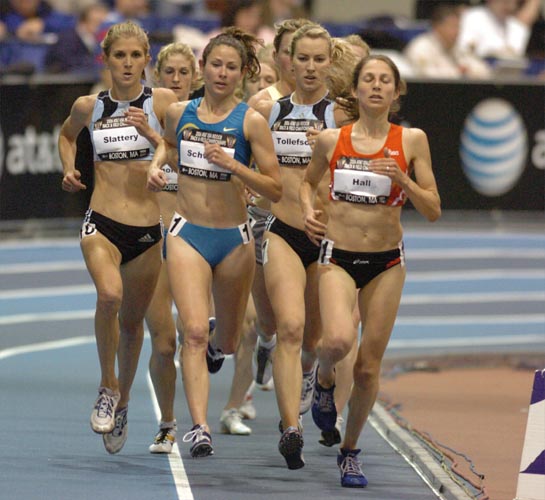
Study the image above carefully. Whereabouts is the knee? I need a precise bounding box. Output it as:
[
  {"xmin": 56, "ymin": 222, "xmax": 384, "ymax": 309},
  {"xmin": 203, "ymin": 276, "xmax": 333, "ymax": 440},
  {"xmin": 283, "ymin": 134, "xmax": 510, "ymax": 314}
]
[
  {"xmin": 321, "ymin": 333, "xmax": 352, "ymax": 361},
  {"xmin": 277, "ymin": 318, "xmax": 304, "ymax": 348},
  {"xmin": 151, "ymin": 333, "xmax": 177, "ymax": 359},
  {"xmin": 181, "ymin": 322, "xmax": 209, "ymax": 352},
  {"xmin": 95, "ymin": 288, "xmax": 122, "ymax": 316},
  {"xmin": 352, "ymin": 362, "xmax": 380, "ymax": 388}
]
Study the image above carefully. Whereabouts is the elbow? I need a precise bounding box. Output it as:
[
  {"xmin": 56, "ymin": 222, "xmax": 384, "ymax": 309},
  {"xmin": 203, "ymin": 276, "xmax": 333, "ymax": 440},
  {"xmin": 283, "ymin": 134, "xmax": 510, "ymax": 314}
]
[
  {"xmin": 270, "ymin": 182, "xmax": 283, "ymax": 203},
  {"xmin": 427, "ymin": 204, "xmax": 442, "ymax": 223}
]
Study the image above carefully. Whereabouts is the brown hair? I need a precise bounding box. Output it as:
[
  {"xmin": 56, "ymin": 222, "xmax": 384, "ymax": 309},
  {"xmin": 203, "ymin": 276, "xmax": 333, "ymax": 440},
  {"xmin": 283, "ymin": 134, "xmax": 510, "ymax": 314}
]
[
  {"xmin": 202, "ymin": 26, "xmax": 262, "ymax": 79},
  {"xmin": 352, "ymin": 55, "xmax": 406, "ymax": 104},
  {"xmin": 343, "ymin": 54, "xmax": 407, "ymax": 119}
]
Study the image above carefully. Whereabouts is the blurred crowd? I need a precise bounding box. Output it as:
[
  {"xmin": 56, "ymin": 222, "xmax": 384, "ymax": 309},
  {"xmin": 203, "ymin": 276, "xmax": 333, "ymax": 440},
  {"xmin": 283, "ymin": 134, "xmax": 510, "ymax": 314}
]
[{"xmin": 1, "ymin": 0, "xmax": 544, "ymax": 80}]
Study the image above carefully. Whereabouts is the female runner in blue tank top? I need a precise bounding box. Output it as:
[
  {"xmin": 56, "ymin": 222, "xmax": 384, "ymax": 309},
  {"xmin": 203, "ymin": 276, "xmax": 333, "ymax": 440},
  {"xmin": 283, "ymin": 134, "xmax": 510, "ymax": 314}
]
[{"xmin": 147, "ymin": 27, "xmax": 281, "ymax": 459}]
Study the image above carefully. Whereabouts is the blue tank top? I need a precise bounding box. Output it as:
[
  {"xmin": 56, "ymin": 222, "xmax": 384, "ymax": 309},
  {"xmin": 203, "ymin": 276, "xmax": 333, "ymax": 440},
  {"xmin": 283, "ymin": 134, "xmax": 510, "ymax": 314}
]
[
  {"xmin": 89, "ymin": 87, "xmax": 161, "ymax": 162},
  {"xmin": 175, "ymin": 97, "xmax": 251, "ymax": 182}
]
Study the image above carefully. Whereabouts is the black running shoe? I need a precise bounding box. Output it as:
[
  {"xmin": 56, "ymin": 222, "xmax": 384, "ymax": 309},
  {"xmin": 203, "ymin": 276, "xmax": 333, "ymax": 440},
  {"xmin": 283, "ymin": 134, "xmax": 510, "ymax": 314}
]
[
  {"xmin": 278, "ymin": 427, "xmax": 305, "ymax": 470},
  {"xmin": 206, "ymin": 342, "xmax": 225, "ymax": 373},
  {"xmin": 319, "ymin": 427, "xmax": 341, "ymax": 447}
]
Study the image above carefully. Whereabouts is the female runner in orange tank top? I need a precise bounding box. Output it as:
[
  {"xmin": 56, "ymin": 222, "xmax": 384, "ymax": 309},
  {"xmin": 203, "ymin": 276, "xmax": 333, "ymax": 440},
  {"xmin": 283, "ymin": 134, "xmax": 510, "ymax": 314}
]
[{"xmin": 300, "ymin": 54, "xmax": 441, "ymax": 488}]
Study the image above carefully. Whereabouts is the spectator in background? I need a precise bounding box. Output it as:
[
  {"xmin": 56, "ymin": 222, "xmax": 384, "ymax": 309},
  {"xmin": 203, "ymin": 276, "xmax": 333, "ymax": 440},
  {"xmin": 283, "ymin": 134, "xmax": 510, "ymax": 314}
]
[
  {"xmin": 404, "ymin": 4, "xmax": 491, "ymax": 79},
  {"xmin": 262, "ymin": 0, "xmax": 308, "ymax": 26},
  {"xmin": 414, "ymin": 0, "xmax": 474, "ymax": 20},
  {"xmin": 0, "ymin": 0, "xmax": 74, "ymax": 42},
  {"xmin": 98, "ymin": 0, "xmax": 163, "ymax": 41},
  {"xmin": 45, "ymin": 2, "xmax": 108, "ymax": 74},
  {"xmin": 457, "ymin": 0, "xmax": 541, "ymax": 59},
  {"xmin": 207, "ymin": 0, "xmax": 275, "ymax": 46}
]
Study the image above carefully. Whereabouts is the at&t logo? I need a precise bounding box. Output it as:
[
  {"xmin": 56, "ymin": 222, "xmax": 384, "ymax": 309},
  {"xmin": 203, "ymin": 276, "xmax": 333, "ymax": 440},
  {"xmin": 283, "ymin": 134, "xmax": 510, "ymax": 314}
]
[{"xmin": 460, "ymin": 98, "xmax": 528, "ymax": 196}]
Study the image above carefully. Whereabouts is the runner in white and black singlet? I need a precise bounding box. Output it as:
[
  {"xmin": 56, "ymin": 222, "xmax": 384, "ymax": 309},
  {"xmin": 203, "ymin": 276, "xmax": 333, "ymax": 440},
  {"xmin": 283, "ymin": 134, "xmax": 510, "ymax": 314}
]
[{"xmin": 59, "ymin": 21, "xmax": 178, "ymax": 455}]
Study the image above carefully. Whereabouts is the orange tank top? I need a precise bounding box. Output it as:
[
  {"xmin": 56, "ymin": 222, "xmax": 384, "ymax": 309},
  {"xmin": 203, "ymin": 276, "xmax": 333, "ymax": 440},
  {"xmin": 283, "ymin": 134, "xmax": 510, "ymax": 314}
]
[{"xmin": 328, "ymin": 123, "xmax": 409, "ymax": 206}]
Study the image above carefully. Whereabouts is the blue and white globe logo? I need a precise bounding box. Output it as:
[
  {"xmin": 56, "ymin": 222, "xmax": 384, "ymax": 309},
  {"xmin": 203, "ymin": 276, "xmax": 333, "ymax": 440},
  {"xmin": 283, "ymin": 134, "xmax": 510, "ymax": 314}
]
[{"xmin": 460, "ymin": 98, "xmax": 527, "ymax": 196}]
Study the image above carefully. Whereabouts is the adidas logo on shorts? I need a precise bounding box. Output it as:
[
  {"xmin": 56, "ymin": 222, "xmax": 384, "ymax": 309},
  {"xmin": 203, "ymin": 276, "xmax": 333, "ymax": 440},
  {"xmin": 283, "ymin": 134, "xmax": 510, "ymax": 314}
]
[{"xmin": 138, "ymin": 233, "xmax": 154, "ymax": 243}]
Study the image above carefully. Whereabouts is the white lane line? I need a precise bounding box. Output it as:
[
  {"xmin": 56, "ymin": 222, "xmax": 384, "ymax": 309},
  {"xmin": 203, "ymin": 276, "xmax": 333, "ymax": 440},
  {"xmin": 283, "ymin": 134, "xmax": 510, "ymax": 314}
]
[
  {"xmin": 2, "ymin": 310, "xmax": 544, "ymax": 327},
  {"xmin": 408, "ymin": 248, "xmax": 545, "ymax": 259},
  {"xmin": 389, "ymin": 334, "xmax": 545, "ymax": 349},
  {"xmin": 408, "ymin": 269, "xmax": 545, "ymax": 281},
  {"xmin": 401, "ymin": 291, "xmax": 545, "ymax": 304},
  {"xmin": 405, "ymin": 230, "xmax": 545, "ymax": 240},
  {"xmin": 1, "ymin": 245, "xmax": 544, "ymax": 275},
  {"xmin": 0, "ymin": 261, "xmax": 86, "ymax": 274},
  {"xmin": 146, "ymin": 373, "xmax": 194, "ymax": 500},
  {"xmin": 0, "ymin": 310, "xmax": 95, "ymax": 325},
  {"xmin": 2, "ymin": 287, "xmax": 543, "ymax": 304},
  {"xmin": 0, "ymin": 239, "xmax": 79, "ymax": 248},
  {"xmin": 0, "ymin": 336, "xmax": 94, "ymax": 359},
  {"xmin": 396, "ymin": 314, "xmax": 545, "ymax": 325},
  {"xmin": 0, "ymin": 285, "xmax": 94, "ymax": 299}
]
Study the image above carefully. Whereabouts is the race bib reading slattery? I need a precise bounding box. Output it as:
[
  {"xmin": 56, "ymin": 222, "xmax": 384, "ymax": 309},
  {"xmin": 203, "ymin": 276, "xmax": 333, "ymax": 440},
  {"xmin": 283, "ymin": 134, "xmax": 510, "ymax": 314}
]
[{"xmin": 93, "ymin": 116, "xmax": 151, "ymax": 161}]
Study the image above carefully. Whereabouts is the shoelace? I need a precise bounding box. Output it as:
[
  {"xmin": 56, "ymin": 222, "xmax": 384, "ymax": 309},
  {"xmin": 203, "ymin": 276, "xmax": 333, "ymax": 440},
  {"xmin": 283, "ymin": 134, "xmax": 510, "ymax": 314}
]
[
  {"xmin": 225, "ymin": 409, "xmax": 242, "ymax": 420},
  {"xmin": 207, "ymin": 344, "xmax": 224, "ymax": 361},
  {"xmin": 111, "ymin": 409, "xmax": 127, "ymax": 437},
  {"xmin": 340, "ymin": 455, "xmax": 363, "ymax": 477},
  {"xmin": 317, "ymin": 388, "xmax": 335, "ymax": 412},
  {"xmin": 154, "ymin": 427, "xmax": 175, "ymax": 444},
  {"xmin": 301, "ymin": 369, "xmax": 316, "ymax": 396},
  {"xmin": 182, "ymin": 426, "xmax": 207, "ymax": 443},
  {"xmin": 95, "ymin": 394, "xmax": 114, "ymax": 418}
]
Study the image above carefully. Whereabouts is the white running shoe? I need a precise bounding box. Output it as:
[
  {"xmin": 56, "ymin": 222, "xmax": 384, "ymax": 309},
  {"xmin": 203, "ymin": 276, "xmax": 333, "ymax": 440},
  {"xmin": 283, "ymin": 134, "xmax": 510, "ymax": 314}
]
[
  {"xmin": 299, "ymin": 361, "xmax": 317, "ymax": 415},
  {"xmin": 103, "ymin": 406, "xmax": 128, "ymax": 454},
  {"xmin": 220, "ymin": 408, "xmax": 252, "ymax": 435},
  {"xmin": 253, "ymin": 335, "xmax": 276, "ymax": 387},
  {"xmin": 238, "ymin": 394, "xmax": 257, "ymax": 420},
  {"xmin": 149, "ymin": 422, "xmax": 177, "ymax": 454},
  {"xmin": 90, "ymin": 387, "xmax": 120, "ymax": 434}
]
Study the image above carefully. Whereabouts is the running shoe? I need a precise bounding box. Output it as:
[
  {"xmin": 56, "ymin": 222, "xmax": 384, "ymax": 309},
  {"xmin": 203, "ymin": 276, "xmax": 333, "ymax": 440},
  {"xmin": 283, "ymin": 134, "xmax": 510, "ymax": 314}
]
[
  {"xmin": 278, "ymin": 415, "xmax": 303, "ymax": 434},
  {"xmin": 253, "ymin": 335, "xmax": 276, "ymax": 387},
  {"xmin": 206, "ymin": 342, "xmax": 225, "ymax": 373},
  {"xmin": 311, "ymin": 372, "xmax": 337, "ymax": 432},
  {"xmin": 220, "ymin": 409, "xmax": 252, "ymax": 435},
  {"xmin": 337, "ymin": 448, "xmax": 367, "ymax": 488},
  {"xmin": 90, "ymin": 386, "xmax": 120, "ymax": 434},
  {"xmin": 103, "ymin": 406, "xmax": 128, "ymax": 454},
  {"xmin": 278, "ymin": 427, "xmax": 305, "ymax": 470},
  {"xmin": 206, "ymin": 317, "xmax": 225, "ymax": 373},
  {"xmin": 208, "ymin": 316, "xmax": 216, "ymax": 333},
  {"xmin": 319, "ymin": 415, "xmax": 344, "ymax": 447},
  {"xmin": 299, "ymin": 361, "xmax": 317, "ymax": 414},
  {"xmin": 238, "ymin": 393, "xmax": 257, "ymax": 420},
  {"xmin": 149, "ymin": 422, "xmax": 177, "ymax": 454},
  {"xmin": 182, "ymin": 424, "xmax": 214, "ymax": 458}
]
